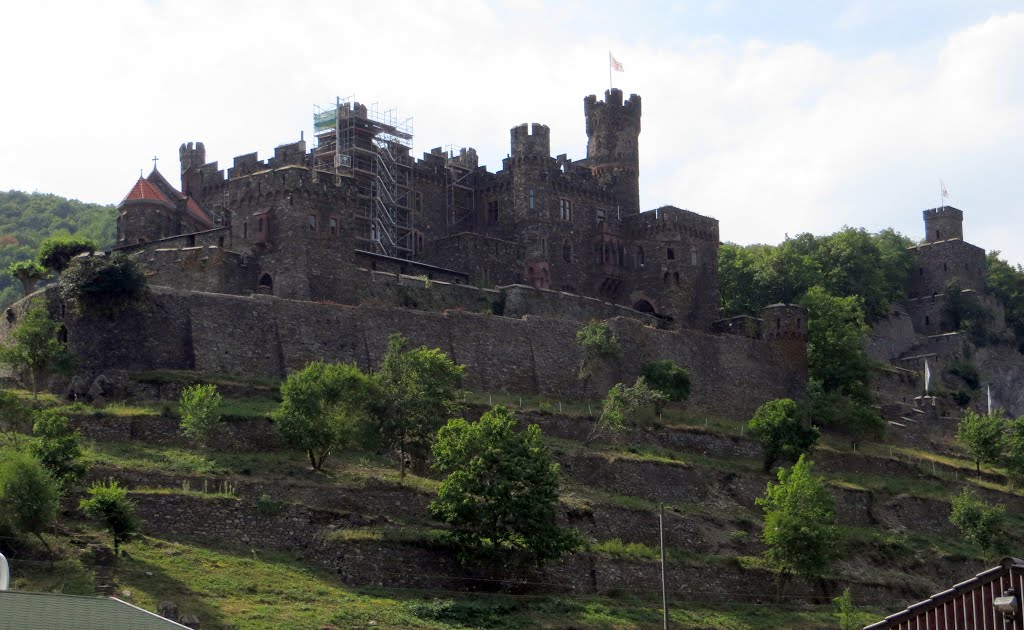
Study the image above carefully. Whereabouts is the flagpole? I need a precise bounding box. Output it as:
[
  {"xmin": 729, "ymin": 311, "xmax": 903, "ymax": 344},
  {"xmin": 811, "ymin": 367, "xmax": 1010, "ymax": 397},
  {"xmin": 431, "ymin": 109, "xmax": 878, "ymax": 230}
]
[{"xmin": 608, "ymin": 52, "xmax": 613, "ymax": 90}]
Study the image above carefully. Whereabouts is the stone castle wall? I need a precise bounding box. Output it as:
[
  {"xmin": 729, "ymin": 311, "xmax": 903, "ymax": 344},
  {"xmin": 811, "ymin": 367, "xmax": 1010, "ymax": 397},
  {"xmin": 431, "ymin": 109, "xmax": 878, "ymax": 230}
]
[{"xmin": 5, "ymin": 287, "xmax": 806, "ymax": 420}]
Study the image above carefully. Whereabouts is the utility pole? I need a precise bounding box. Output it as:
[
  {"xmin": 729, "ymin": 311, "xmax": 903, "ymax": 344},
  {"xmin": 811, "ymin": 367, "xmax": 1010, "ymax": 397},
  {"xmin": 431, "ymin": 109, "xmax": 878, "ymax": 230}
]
[{"xmin": 660, "ymin": 503, "xmax": 668, "ymax": 629}]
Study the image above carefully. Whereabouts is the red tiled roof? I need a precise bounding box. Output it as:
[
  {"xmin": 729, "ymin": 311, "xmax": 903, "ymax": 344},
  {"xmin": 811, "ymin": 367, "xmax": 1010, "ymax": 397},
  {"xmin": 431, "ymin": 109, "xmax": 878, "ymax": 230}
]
[{"xmin": 119, "ymin": 177, "xmax": 173, "ymax": 208}]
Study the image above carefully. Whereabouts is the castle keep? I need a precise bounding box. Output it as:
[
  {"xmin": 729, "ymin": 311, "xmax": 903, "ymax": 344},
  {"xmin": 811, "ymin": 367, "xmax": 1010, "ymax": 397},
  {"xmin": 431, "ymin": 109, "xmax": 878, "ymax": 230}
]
[{"xmin": 114, "ymin": 90, "xmax": 722, "ymax": 330}]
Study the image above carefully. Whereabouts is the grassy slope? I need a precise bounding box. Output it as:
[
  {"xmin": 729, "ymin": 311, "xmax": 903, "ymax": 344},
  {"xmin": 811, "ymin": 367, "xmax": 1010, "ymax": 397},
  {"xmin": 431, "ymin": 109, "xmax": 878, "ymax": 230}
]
[{"xmin": 9, "ymin": 380, "xmax": 1016, "ymax": 628}]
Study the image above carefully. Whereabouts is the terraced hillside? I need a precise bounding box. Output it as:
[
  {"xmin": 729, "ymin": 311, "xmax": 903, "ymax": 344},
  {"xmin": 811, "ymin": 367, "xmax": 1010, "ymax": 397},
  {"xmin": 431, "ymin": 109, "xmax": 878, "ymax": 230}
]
[{"xmin": 7, "ymin": 371, "xmax": 1023, "ymax": 629}]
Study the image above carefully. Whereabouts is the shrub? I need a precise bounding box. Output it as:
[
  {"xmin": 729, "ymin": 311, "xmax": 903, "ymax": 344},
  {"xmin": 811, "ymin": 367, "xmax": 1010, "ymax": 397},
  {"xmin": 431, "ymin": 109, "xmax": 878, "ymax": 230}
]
[
  {"xmin": 178, "ymin": 384, "xmax": 222, "ymax": 447},
  {"xmin": 639, "ymin": 360, "xmax": 690, "ymax": 412},
  {"xmin": 0, "ymin": 449, "xmax": 59, "ymax": 549},
  {"xmin": 59, "ymin": 253, "xmax": 147, "ymax": 314},
  {"xmin": 28, "ymin": 409, "xmax": 86, "ymax": 492},
  {"xmin": 748, "ymin": 398, "xmax": 819, "ymax": 472},
  {"xmin": 79, "ymin": 480, "xmax": 139, "ymax": 554},
  {"xmin": 949, "ymin": 487, "xmax": 1005, "ymax": 558},
  {"xmin": 38, "ymin": 235, "xmax": 96, "ymax": 274},
  {"xmin": 575, "ymin": 320, "xmax": 621, "ymax": 383},
  {"xmin": 590, "ymin": 376, "xmax": 666, "ymax": 442},
  {"xmin": 948, "ymin": 361, "xmax": 981, "ymax": 390}
]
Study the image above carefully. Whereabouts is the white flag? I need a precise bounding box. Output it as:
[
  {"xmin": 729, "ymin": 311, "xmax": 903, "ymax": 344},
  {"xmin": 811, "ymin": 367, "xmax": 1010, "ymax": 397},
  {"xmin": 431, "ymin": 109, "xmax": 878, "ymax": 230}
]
[
  {"xmin": 940, "ymin": 179, "xmax": 949, "ymax": 201},
  {"xmin": 988, "ymin": 385, "xmax": 992, "ymax": 416},
  {"xmin": 924, "ymin": 359, "xmax": 931, "ymax": 394},
  {"xmin": 609, "ymin": 52, "xmax": 624, "ymax": 72}
]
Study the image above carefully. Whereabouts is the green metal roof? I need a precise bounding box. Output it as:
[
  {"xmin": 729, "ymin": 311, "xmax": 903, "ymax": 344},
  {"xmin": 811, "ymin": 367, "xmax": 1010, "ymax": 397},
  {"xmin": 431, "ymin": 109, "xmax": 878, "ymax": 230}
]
[{"xmin": 0, "ymin": 591, "xmax": 191, "ymax": 629}]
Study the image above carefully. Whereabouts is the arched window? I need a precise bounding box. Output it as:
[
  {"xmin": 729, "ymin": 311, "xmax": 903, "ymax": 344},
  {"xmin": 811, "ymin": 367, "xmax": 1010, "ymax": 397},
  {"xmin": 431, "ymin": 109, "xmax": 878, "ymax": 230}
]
[
  {"xmin": 637, "ymin": 247, "xmax": 645, "ymax": 267},
  {"xmin": 258, "ymin": 273, "xmax": 274, "ymax": 294},
  {"xmin": 667, "ymin": 248, "xmax": 675, "ymax": 260},
  {"xmin": 562, "ymin": 240, "xmax": 572, "ymax": 263},
  {"xmin": 691, "ymin": 246, "xmax": 698, "ymax": 266}
]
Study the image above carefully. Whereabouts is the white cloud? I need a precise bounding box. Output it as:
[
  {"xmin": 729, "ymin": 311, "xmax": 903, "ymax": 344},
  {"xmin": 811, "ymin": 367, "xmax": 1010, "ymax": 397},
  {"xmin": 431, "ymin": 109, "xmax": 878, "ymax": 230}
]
[{"xmin": 0, "ymin": 2, "xmax": 1022, "ymax": 264}]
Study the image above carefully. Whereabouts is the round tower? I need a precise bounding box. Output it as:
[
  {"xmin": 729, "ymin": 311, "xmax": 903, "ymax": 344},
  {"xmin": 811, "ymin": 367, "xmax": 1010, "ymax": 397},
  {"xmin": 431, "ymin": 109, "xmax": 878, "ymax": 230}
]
[{"xmin": 584, "ymin": 89, "xmax": 641, "ymax": 215}]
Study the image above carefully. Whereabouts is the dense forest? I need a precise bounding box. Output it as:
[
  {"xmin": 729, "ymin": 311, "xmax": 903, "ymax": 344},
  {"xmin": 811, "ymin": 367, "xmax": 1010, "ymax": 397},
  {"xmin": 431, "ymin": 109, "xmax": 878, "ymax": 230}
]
[{"xmin": 0, "ymin": 190, "xmax": 116, "ymax": 309}]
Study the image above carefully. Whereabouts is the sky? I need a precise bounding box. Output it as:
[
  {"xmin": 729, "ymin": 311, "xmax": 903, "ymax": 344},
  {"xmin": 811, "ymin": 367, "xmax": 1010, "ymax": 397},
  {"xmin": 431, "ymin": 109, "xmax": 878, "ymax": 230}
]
[{"xmin": 2, "ymin": 0, "xmax": 1023, "ymax": 263}]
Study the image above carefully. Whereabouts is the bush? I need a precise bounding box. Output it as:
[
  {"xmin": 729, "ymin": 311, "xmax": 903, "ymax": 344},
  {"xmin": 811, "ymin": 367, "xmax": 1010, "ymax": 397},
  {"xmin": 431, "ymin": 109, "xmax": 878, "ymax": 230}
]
[
  {"xmin": 7, "ymin": 260, "xmax": 49, "ymax": 296},
  {"xmin": 79, "ymin": 480, "xmax": 139, "ymax": 554},
  {"xmin": 28, "ymin": 409, "xmax": 86, "ymax": 492},
  {"xmin": 590, "ymin": 376, "xmax": 666, "ymax": 442},
  {"xmin": 59, "ymin": 253, "xmax": 147, "ymax": 314},
  {"xmin": 575, "ymin": 320, "xmax": 621, "ymax": 382},
  {"xmin": 639, "ymin": 360, "xmax": 690, "ymax": 412},
  {"xmin": 38, "ymin": 235, "xmax": 96, "ymax": 273},
  {"xmin": 0, "ymin": 449, "xmax": 59, "ymax": 547},
  {"xmin": 178, "ymin": 384, "xmax": 222, "ymax": 447},
  {"xmin": 949, "ymin": 487, "xmax": 1005, "ymax": 558},
  {"xmin": 948, "ymin": 361, "xmax": 981, "ymax": 390}
]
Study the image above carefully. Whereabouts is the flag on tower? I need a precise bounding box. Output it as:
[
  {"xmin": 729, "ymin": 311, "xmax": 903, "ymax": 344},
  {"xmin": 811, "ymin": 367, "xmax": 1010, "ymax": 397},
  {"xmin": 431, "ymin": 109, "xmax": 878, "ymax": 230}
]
[
  {"xmin": 609, "ymin": 52, "xmax": 624, "ymax": 72},
  {"xmin": 940, "ymin": 179, "xmax": 949, "ymax": 201}
]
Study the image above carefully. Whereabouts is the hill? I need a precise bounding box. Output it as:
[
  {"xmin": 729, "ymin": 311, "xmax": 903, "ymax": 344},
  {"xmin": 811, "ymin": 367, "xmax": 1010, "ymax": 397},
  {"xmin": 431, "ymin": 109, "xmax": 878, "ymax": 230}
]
[{"xmin": 0, "ymin": 190, "xmax": 116, "ymax": 308}]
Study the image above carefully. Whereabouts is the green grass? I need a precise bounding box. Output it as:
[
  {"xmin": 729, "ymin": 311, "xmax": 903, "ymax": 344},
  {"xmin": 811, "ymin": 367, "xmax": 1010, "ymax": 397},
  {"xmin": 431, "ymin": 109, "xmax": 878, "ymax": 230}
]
[{"xmin": 129, "ymin": 369, "xmax": 281, "ymax": 389}]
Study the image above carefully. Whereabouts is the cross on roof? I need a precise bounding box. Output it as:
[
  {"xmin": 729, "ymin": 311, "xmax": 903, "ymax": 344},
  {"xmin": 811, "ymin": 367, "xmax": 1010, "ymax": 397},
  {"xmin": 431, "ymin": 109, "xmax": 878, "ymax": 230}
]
[{"xmin": 152, "ymin": 156, "xmax": 159, "ymax": 170}]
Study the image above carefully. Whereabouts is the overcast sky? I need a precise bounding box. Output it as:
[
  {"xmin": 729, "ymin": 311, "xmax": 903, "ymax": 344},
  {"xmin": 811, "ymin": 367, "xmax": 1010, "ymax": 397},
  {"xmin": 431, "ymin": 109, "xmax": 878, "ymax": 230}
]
[{"xmin": 2, "ymin": 1, "xmax": 1023, "ymax": 263}]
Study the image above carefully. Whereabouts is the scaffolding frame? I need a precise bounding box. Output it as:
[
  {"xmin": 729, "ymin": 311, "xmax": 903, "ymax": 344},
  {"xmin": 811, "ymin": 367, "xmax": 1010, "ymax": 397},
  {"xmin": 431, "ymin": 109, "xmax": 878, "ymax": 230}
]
[
  {"xmin": 444, "ymin": 145, "xmax": 476, "ymax": 235},
  {"xmin": 313, "ymin": 97, "xmax": 414, "ymax": 258}
]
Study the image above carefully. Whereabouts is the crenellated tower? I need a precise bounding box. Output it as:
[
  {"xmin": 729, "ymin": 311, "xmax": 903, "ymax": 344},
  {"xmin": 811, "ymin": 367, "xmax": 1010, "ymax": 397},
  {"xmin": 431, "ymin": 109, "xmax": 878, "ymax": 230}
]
[
  {"xmin": 179, "ymin": 141, "xmax": 206, "ymax": 198},
  {"xmin": 584, "ymin": 89, "xmax": 641, "ymax": 215}
]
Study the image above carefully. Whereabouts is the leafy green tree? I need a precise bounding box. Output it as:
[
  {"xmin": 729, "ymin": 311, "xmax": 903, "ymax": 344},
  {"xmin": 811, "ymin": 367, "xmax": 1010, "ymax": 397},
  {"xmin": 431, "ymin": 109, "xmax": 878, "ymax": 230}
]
[
  {"xmin": 429, "ymin": 405, "xmax": 580, "ymax": 566},
  {"xmin": 956, "ymin": 410, "xmax": 1006, "ymax": 473},
  {"xmin": 798, "ymin": 380, "xmax": 884, "ymax": 449},
  {"xmin": 942, "ymin": 279, "xmax": 993, "ymax": 345},
  {"xmin": 756, "ymin": 455, "xmax": 838, "ymax": 587},
  {"xmin": 834, "ymin": 587, "xmax": 858, "ymax": 630},
  {"xmin": 749, "ymin": 398, "xmax": 820, "ymax": 472},
  {"xmin": 369, "ymin": 334, "xmax": 464, "ymax": 477},
  {"xmin": 949, "ymin": 487, "xmax": 1005, "ymax": 558},
  {"xmin": 29, "ymin": 409, "xmax": 86, "ymax": 492},
  {"xmin": 0, "ymin": 306, "xmax": 76, "ymax": 398},
  {"xmin": 575, "ymin": 320, "xmax": 621, "ymax": 383},
  {"xmin": 37, "ymin": 235, "xmax": 96, "ymax": 275},
  {"xmin": 639, "ymin": 360, "xmax": 690, "ymax": 412},
  {"xmin": 79, "ymin": 480, "xmax": 139, "ymax": 554},
  {"xmin": 7, "ymin": 260, "xmax": 49, "ymax": 296},
  {"xmin": 1002, "ymin": 416, "xmax": 1024, "ymax": 484},
  {"xmin": 0, "ymin": 449, "xmax": 59, "ymax": 551},
  {"xmin": 801, "ymin": 286, "xmax": 871, "ymax": 401},
  {"xmin": 59, "ymin": 253, "xmax": 147, "ymax": 314},
  {"xmin": 986, "ymin": 251, "xmax": 1024, "ymax": 351},
  {"xmin": 0, "ymin": 389, "xmax": 33, "ymax": 446},
  {"xmin": 178, "ymin": 384, "xmax": 223, "ymax": 448},
  {"xmin": 589, "ymin": 376, "xmax": 667, "ymax": 442},
  {"xmin": 274, "ymin": 362, "xmax": 370, "ymax": 470}
]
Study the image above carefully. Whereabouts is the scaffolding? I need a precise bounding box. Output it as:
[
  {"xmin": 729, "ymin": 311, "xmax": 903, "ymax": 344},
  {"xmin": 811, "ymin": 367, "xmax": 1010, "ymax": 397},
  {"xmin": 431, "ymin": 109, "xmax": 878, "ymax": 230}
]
[
  {"xmin": 313, "ymin": 97, "xmax": 414, "ymax": 258},
  {"xmin": 444, "ymin": 145, "xmax": 476, "ymax": 235}
]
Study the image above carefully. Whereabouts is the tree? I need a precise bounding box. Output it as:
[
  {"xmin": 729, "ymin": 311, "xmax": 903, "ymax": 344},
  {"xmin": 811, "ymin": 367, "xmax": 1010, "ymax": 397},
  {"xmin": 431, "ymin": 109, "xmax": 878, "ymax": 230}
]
[
  {"xmin": 59, "ymin": 252, "xmax": 147, "ymax": 314},
  {"xmin": 274, "ymin": 362, "xmax": 370, "ymax": 470},
  {"xmin": 798, "ymin": 380, "xmax": 884, "ymax": 449},
  {"xmin": 748, "ymin": 398, "xmax": 819, "ymax": 472},
  {"xmin": 834, "ymin": 587, "xmax": 859, "ymax": 630},
  {"xmin": 369, "ymin": 334, "xmax": 464, "ymax": 477},
  {"xmin": 942, "ymin": 279, "xmax": 993, "ymax": 345},
  {"xmin": 639, "ymin": 360, "xmax": 690, "ymax": 413},
  {"xmin": 37, "ymin": 235, "xmax": 96, "ymax": 274},
  {"xmin": 985, "ymin": 251, "xmax": 1024, "ymax": 351},
  {"xmin": 956, "ymin": 410, "xmax": 1006, "ymax": 473},
  {"xmin": 429, "ymin": 405, "xmax": 580, "ymax": 566},
  {"xmin": 1001, "ymin": 415, "xmax": 1024, "ymax": 484},
  {"xmin": 575, "ymin": 320, "xmax": 621, "ymax": 383},
  {"xmin": 801, "ymin": 286, "xmax": 871, "ymax": 401},
  {"xmin": 756, "ymin": 455, "xmax": 838, "ymax": 588},
  {"xmin": 79, "ymin": 480, "xmax": 139, "ymax": 554},
  {"xmin": 178, "ymin": 384, "xmax": 223, "ymax": 447},
  {"xmin": 0, "ymin": 389, "xmax": 33, "ymax": 446},
  {"xmin": 29, "ymin": 409, "xmax": 86, "ymax": 492},
  {"xmin": 7, "ymin": 260, "xmax": 49, "ymax": 296},
  {"xmin": 0, "ymin": 449, "xmax": 59, "ymax": 551},
  {"xmin": 949, "ymin": 487, "xmax": 1005, "ymax": 558},
  {"xmin": 0, "ymin": 306, "xmax": 76, "ymax": 398},
  {"xmin": 589, "ymin": 376, "xmax": 667, "ymax": 442}
]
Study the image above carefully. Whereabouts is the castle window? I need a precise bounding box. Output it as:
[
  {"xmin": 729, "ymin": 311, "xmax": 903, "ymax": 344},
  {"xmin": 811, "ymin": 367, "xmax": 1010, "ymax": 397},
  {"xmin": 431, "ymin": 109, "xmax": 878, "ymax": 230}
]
[
  {"xmin": 667, "ymin": 248, "xmax": 675, "ymax": 260},
  {"xmin": 691, "ymin": 247, "xmax": 698, "ymax": 266},
  {"xmin": 329, "ymin": 217, "xmax": 339, "ymax": 236},
  {"xmin": 936, "ymin": 230, "xmax": 942, "ymax": 240},
  {"xmin": 919, "ymin": 267, "xmax": 924, "ymax": 276},
  {"xmin": 487, "ymin": 201, "xmax": 499, "ymax": 225},
  {"xmin": 218, "ymin": 236, "xmax": 224, "ymax": 248},
  {"xmin": 562, "ymin": 240, "xmax": 573, "ymax": 263},
  {"xmin": 529, "ymin": 188, "xmax": 535, "ymax": 210},
  {"xmin": 637, "ymin": 247, "xmax": 645, "ymax": 267},
  {"xmin": 243, "ymin": 221, "xmax": 248, "ymax": 239},
  {"xmin": 541, "ymin": 238, "xmax": 547, "ymax": 256},
  {"xmin": 559, "ymin": 198, "xmax": 572, "ymax": 221},
  {"xmin": 258, "ymin": 218, "xmax": 264, "ymax": 232},
  {"xmin": 925, "ymin": 315, "xmax": 930, "ymax": 325},
  {"xmin": 415, "ymin": 191, "xmax": 423, "ymax": 214},
  {"xmin": 943, "ymin": 262, "xmax": 948, "ymax": 271},
  {"xmin": 307, "ymin": 215, "xmax": 318, "ymax": 231}
]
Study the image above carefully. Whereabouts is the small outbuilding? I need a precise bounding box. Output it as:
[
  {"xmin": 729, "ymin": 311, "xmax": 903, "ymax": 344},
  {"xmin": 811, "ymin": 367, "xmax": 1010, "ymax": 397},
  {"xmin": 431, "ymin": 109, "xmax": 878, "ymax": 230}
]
[{"xmin": 865, "ymin": 557, "xmax": 1024, "ymax": 629}]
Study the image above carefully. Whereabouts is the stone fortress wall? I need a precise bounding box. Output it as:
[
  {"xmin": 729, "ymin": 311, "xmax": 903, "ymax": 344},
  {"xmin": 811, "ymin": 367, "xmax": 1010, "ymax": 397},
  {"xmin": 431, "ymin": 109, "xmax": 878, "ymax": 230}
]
[{"xmin": 1, "ymin": 286, "xmax": 808, "ymax": 422}]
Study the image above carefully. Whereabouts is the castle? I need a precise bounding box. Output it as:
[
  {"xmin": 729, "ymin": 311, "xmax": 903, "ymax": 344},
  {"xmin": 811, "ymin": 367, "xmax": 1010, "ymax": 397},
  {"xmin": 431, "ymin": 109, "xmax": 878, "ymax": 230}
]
[{"xmin": 113, "ymin": 90, "xmax": 722, "ymax": 330}]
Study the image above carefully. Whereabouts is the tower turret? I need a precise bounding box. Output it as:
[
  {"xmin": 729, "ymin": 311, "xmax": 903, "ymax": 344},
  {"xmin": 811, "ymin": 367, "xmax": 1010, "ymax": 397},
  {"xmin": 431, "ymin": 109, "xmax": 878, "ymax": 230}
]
[
  {"xmin": 179, "ymin": 141, "xmax": 206, "ymax": 198},
  {"xmin": 584, "ymin": 89, "xmax": 641, "ymax": 215},
  {"xmin": 923, "ymin": 206, "xmax": 963, "ymax": 243},
  {"xmin": 510, "ymin": 123, "xmax": 551, "ymax": 160}
]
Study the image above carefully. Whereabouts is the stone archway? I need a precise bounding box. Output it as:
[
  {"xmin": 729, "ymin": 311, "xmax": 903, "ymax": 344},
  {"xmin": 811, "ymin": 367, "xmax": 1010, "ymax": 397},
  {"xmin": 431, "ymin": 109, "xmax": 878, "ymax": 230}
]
[{"xmin": 258, "ymin": 273, "xmax": 274, "ymax": 295}]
